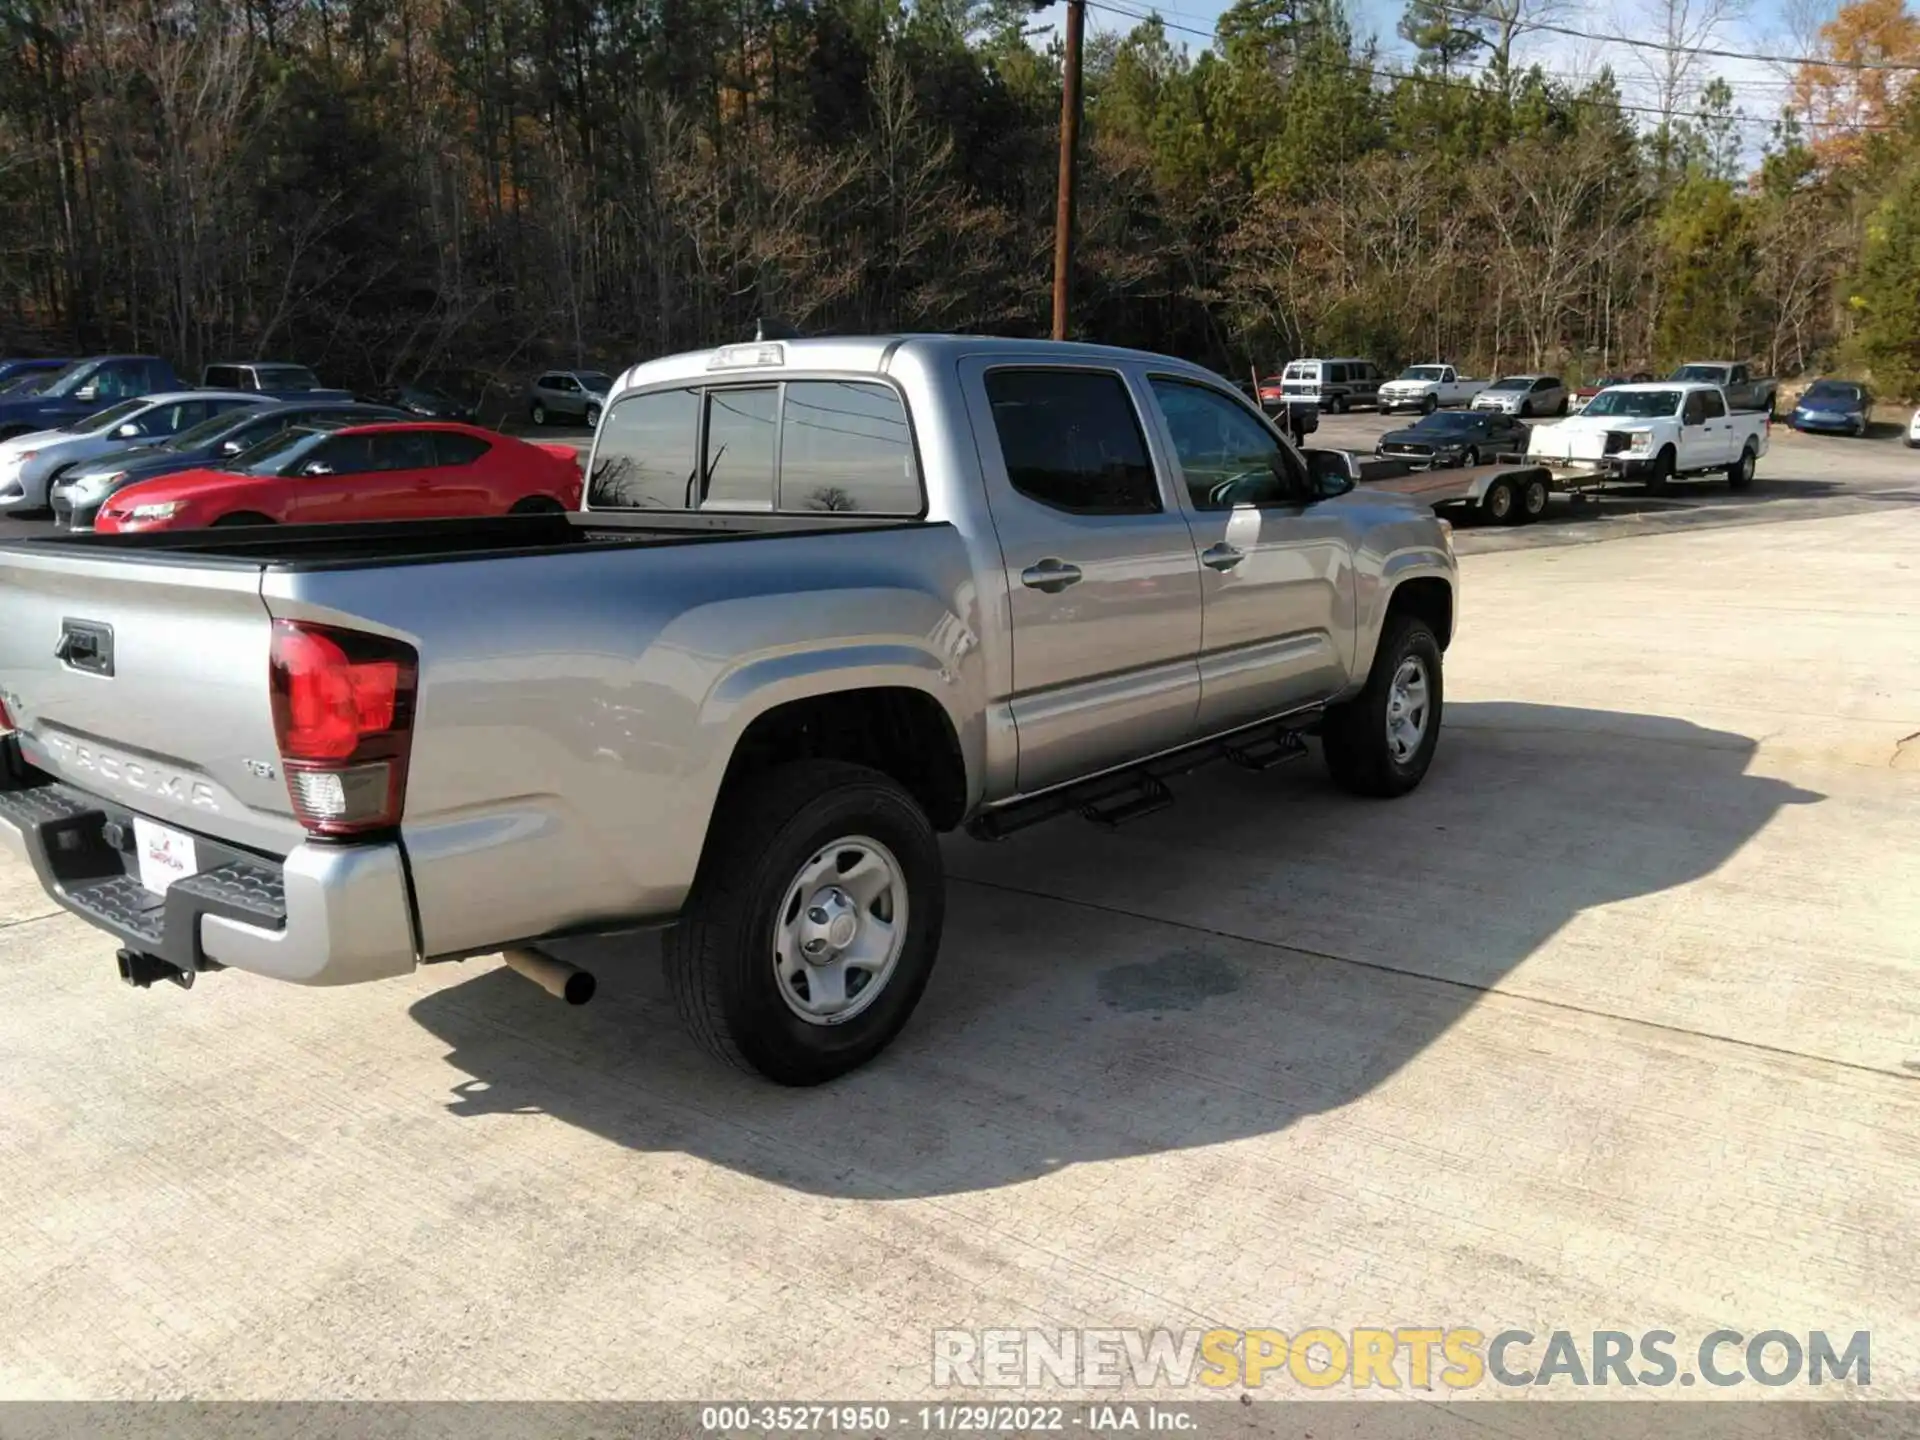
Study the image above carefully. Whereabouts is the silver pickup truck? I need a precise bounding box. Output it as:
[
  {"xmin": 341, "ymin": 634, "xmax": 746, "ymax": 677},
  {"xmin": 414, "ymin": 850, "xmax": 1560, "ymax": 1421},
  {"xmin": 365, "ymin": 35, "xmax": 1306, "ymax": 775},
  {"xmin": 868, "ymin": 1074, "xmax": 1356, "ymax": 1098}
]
[{"xmin": 0, "ymin": 336, "xmax": 1458, "ymax": 1084}]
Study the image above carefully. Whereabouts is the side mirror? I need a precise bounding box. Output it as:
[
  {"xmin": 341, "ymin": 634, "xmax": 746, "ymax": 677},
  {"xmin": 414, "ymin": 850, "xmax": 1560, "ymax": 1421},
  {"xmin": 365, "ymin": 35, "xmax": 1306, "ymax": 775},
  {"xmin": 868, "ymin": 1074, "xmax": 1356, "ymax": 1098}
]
[
  {"xmin": 219, "ymin": 439, "xmax": 245, "ymax": 455},
  {"xmin": 114, "ymin": 423, "xmax": 141, "ymax": 438},
  {"xmin": 300, "ymin": 460, "xmax": 334, "ymax": 477},
  {"xmin": 74, "ymin": 383, "xmax": 98, "ymax": 402}
]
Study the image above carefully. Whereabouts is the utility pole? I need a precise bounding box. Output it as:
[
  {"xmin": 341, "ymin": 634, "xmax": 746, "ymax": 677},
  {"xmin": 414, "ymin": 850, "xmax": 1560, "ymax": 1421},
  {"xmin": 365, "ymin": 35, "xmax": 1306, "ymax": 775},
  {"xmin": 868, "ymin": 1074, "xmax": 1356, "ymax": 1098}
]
[{"xmin": 1050, "ymin": 0, "xmax": 1086, "ymax": 342}]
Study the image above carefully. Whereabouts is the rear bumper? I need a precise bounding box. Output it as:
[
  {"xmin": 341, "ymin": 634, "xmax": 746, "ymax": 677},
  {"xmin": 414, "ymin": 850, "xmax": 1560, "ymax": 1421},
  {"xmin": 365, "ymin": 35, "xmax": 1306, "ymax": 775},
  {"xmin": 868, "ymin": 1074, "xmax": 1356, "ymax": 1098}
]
[{"xmin": 0, "ymin": 740, "xmax": 418, "ymax": 986}]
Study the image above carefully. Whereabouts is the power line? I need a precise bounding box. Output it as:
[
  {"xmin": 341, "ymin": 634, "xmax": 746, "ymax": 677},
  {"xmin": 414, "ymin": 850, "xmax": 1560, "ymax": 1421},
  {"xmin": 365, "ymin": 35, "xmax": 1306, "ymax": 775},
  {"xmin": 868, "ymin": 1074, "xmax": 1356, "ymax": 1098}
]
[
  {"xmin": 1437, "ymin": 2, "xmax": 1920, "ymax": 75},
  {"xmin": 1083, "ymin": 0, "xmax": 1890, "ymax": 131}
]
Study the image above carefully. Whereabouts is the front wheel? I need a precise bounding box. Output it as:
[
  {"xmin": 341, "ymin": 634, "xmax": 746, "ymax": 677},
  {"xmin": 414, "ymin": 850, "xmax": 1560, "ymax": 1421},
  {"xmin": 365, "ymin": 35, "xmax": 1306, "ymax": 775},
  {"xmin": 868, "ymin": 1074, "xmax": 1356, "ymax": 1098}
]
[
  {"xmin": 1421, "ymin": 395, "xmax": 1438, "ymax": 415},
  {"xmin": 664, "ymin": 760, "xmax": 945, "ymax": 1085},
  {"xmin": 1482, "ymin": 475, "xmax": 1516, "ymax": 521},
  {"xmin": 212, "ymin": 512, "xmax": 275, "ymax": 527},
  {"xmin": 585, "ymin": 403, "xmax": 602, "ymax": 428},
  {"xmin": 1461, "ymin": 445, "xmax": 1481, "ymax": 468},
  {"xmin": 1321, "ymin": 615, "xmax": 1443, "ymax": 798},
  {"xmin": 1727, "ymin": 444, "xmax": 1757, "ymax": 491},
  {"xmin": 1644, "ymin": 447, "xmax": 1676, "ymax": 494}
]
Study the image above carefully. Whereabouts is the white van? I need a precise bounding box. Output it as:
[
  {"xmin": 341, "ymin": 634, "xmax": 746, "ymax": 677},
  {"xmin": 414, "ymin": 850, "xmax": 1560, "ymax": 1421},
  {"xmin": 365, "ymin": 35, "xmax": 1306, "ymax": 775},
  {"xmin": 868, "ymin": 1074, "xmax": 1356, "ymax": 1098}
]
[{"xmin": 1279, "ymin": 358, "xmax": 1383, "ymax": 413}]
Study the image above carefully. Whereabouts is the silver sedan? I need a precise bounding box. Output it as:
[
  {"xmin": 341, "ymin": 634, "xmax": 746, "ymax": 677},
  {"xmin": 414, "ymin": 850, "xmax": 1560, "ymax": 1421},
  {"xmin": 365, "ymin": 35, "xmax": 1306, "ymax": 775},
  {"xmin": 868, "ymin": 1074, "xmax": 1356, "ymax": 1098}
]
[
  {"xmin": 0, "ymin": 391, "xmax": 264, "ymax": 514},
  {"xmin": 1471, "ymin": 374, "xmax": 1569, "ymax": 418}
]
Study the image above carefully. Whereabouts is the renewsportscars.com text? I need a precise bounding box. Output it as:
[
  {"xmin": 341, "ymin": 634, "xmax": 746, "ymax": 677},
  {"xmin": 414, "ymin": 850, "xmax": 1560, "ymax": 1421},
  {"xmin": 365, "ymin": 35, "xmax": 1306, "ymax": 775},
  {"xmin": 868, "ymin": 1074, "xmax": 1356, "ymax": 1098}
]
[{"xmin": 932, "ymin": 1327, "xmax": 1871, "ymax": 1391}]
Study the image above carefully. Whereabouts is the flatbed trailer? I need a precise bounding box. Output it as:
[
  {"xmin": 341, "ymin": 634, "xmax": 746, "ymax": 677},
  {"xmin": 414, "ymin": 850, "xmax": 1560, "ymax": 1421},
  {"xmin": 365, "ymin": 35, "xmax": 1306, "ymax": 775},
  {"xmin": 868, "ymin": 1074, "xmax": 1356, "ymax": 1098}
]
[{"xmin": 1314, "ymin": 448, "xmax": 1562, "ymax": 526}]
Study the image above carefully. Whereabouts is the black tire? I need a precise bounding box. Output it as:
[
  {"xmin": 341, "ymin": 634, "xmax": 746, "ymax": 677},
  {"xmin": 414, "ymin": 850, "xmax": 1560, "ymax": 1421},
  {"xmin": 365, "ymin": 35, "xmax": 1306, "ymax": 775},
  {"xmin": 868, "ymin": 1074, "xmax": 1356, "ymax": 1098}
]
[
  {"xmin": 1482, "ymin": 475, "xmax": 1517, "ymax": 522},
  {"xmin": 1421, "ymin": 394, "xmax": 1438, "ymax": 415},
  {"xmin": 1556, "ymin": 395, "xmax": 1570, "ymax": 416},
  {"xmin": 1321, "ymin": 614, "xmax": 1443, "ymax": 798},
  {"xmin": 1461, "ymin": 445, "xmax": 1481, "ymax": 468},
  {"xmin": 530, "ymin": 402, "xmax": 547, "ymax": 426},
  {"xmin": 1727, "ymin": 443, "xmax": 1757, "ymax": 491},
  {"xmin": 1644, "ymin": 446, "xmax": 1676, "ymax": 494},
  {"xmin": 1518, "ymin": 474, "xmax": 1550, "ymax": 522},
  {"xmin": 664, "ymin": 760, "xmax": 945, "ymax": 1085},
  {"xmin": 211, "ymin": 512, "xmax": 275, "ymax": 527},
  {"xmin": 585, "ymin": 403, "xmax": 603, "ymax": 428},
  {"xmin": 509, "ymin": 495, "xmax": 565, "ymax": 515}
]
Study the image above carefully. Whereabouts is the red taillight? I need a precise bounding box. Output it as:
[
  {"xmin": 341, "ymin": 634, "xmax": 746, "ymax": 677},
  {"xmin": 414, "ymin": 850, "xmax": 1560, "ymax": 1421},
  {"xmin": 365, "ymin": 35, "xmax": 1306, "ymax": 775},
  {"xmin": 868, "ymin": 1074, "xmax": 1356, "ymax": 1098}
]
[{"xmin": 268, "ymin": 620, "xmax": 418, "ymax": 837}]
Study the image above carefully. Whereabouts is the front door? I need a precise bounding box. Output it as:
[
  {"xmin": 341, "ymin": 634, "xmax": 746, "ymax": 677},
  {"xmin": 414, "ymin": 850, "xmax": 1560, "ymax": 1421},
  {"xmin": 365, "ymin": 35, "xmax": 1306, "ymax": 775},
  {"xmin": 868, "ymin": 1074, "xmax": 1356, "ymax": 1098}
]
[
  {"xmin": 1144, "ymin": 375, "xmax": 1355, "ymax": 735},
  {"xmin": 1677, "ymin": 390, "xmax": 1726, "ymax": 470},
  {"xmin": 961, "ymin": 361, "xmax": 1203, "ymax": 794}
]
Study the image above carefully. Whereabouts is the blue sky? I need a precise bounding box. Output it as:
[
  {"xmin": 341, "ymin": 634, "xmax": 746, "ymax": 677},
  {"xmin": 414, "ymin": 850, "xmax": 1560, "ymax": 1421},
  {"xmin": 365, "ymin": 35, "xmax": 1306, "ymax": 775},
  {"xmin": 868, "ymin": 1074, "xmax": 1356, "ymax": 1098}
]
[{"xmin": 1039, "ymin": 0, "xmax": 1824, "ymax": 151}]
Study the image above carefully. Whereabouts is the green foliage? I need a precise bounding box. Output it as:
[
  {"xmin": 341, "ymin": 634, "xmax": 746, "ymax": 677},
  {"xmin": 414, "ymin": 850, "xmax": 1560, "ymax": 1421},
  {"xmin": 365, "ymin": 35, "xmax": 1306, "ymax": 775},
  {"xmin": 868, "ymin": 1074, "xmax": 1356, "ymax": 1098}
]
[{"xmin": 1851, "ymin": 164, "xmax": 1920, "ymax": 396}]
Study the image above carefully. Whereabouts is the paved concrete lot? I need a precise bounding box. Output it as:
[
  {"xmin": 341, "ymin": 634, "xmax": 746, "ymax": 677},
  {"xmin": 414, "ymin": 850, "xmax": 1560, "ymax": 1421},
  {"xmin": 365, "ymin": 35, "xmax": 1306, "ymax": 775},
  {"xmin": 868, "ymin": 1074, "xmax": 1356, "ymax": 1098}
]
[{"xmin": 3, "ymin": 464, "xmax": 1919, "ymax": 1402}]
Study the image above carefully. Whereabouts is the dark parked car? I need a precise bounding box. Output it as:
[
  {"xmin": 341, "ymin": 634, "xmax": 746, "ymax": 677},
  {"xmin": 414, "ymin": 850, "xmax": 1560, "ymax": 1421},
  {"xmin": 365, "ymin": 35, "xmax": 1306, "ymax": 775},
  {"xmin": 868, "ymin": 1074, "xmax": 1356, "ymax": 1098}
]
[
  {"xmin": 1788, "ymin": 380, "xmax": 1873, "ymax": 437},
  {"xmin": 1376, "ymin": 409, "xmax": 1531, "ymax": 468},
  {"xmin": 379, "ymin": 382, "xmax": 478, "ymax": 423},
  {"xmin": 0, "ymin": 355, "xmax": 180, "ymax": 439},
  {"xmin": 50, "ymin": 399, "xmax": 406, "ymax": 529}
]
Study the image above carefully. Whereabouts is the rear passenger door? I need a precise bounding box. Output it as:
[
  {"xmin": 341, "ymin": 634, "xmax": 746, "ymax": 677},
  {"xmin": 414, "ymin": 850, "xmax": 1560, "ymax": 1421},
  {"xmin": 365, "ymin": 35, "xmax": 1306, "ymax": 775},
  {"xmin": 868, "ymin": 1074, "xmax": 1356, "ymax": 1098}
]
[
  {"xmin": 1145, "ymin": 376, "xmax": 1355, "ymax": 735},
  {"xmin": 959, "ymin": 361, "xmax": 1202, "ymax": 793}
]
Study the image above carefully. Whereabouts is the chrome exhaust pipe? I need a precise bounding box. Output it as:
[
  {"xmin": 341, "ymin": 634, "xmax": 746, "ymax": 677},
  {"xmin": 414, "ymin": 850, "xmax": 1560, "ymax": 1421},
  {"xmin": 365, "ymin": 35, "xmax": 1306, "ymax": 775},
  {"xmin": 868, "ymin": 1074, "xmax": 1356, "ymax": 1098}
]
[{"xmin": 502, "ymin": 947, "xmax": 595, "ymax": 1005}]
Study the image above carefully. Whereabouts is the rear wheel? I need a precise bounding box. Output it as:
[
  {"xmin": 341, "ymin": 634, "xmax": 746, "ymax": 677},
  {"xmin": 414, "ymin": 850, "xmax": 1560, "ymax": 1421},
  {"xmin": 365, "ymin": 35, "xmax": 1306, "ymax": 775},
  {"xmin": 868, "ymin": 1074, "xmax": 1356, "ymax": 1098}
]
[
  {"xmin": 212, "ymin": 512, "xmax": 274, "ymax": 527},
  {"xmin": 530, "ymin": 402, "xmax": 548, "ymax": 426},
  {"xmin": 1322, "ymin": 614, "xmax": 1443, "ymax": 798},
  {"xmin": 1556, "ymin": 395, "xmax": 1570, "ymax": 416},
  {"xmin": 585, "ymin": 403, "xmax": 603, "ymax": 428},
  {"xmin": 664, "ymin": 760, "xmax": 945, "ymax": 1085},
  {"xmin": 1518, "ymin": 474, "xmax": 1550, "ymax": 522},
  {"xmin": 1727, "ymin": 443, "xmax": 1757, "ymax": 491},
  {"xmin": 1330, "ymin": 395, "xmax": 1346, "ymax": 415},
  {"xmin": 509, "ymin": 495, "xmax": 565, "ymax": 515}
]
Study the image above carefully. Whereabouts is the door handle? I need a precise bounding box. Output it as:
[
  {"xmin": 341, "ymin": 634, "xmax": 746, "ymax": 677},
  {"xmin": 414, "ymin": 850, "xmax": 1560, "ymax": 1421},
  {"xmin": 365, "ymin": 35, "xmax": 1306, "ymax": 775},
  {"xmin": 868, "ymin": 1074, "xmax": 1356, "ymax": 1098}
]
[
  {"xmin": 1020, "ymin": 558, "xmax": 1083, "ymax": 593},
  {"xmin": 1200, "ymin": 543, "xmax": 1244, "ymax": 572}
]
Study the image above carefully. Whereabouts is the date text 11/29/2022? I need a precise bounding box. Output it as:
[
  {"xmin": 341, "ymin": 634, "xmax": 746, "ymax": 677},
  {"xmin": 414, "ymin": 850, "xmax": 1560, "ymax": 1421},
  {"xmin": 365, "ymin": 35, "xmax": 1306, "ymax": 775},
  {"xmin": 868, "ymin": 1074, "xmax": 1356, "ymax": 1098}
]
[{"xmin": 700, "ymin": 1404, "xmax": 1196, "ymax": 1432}]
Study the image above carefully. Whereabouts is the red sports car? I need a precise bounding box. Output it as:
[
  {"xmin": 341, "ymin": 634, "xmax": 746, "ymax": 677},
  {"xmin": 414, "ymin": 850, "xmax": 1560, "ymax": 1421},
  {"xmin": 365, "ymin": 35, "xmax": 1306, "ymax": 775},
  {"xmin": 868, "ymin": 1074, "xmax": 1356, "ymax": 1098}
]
[{"xmin": 95, "ymin": 420, "xmax": 582, "ymax": 532}]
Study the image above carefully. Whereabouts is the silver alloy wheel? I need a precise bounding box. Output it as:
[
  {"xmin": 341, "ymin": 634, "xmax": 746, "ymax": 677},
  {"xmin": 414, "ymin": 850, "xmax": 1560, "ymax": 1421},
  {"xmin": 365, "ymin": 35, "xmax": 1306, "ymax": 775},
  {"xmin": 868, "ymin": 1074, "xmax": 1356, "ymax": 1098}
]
[
  {"xmin": 773, "ymin": 835, "xmax": 909, "ymax": 1026},
  {"xmin": 1524, "ymin": 477, "xmax": 1548, "ymax": 515},
  {"xmin": 1385, "ymin": 656, "xmax": 1431, "ymax": 764},
  {"xmin": 1486, "ymin": 480, "xmax": 1512, "ymax": 518}
]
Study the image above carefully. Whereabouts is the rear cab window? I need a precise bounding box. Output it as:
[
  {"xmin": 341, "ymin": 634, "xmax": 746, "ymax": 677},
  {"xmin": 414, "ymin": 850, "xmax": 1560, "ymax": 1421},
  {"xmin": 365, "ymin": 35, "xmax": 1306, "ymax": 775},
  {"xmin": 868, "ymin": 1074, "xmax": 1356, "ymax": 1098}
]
[{"xmin": 589, "ymin": 378, "xmax": 921, "ymax": 515}]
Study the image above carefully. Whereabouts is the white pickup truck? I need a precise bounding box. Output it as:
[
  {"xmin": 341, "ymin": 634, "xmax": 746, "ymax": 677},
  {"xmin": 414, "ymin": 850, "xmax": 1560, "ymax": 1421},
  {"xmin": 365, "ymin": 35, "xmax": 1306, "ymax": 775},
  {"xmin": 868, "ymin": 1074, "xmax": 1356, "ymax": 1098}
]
[
  {"xmin": 1376, "ymin": 365, "xmax": 1487, "ymax": 415},
  {"xmin": 1525, "ymin": 381, "xmax": 1768, "ymax": 493}
]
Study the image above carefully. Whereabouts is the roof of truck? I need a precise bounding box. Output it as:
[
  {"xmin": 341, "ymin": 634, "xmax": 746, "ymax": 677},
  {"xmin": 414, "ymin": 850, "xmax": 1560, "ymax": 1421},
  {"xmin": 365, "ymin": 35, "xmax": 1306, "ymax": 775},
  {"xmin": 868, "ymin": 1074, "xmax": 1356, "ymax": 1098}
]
[{"xmin": 613, "ymin": 335, "xmax": 1225, "ymax": 394}]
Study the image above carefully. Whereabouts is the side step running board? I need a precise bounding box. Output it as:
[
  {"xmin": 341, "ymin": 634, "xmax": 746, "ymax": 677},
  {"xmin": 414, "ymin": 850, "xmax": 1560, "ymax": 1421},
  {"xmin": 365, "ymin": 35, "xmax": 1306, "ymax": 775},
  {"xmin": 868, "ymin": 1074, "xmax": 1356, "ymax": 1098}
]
[{"xmin": 967, "ymin": 713, "xmax": 1317, "ymax": 842}]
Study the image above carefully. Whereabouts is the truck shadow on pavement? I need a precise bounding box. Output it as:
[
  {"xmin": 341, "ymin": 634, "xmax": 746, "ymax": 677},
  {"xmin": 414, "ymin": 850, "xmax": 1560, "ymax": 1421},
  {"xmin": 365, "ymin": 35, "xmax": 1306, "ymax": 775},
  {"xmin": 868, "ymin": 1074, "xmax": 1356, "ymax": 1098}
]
[{"xmin": 409, "ymin": 701, "xmax": 1821, "ymax": 1199}]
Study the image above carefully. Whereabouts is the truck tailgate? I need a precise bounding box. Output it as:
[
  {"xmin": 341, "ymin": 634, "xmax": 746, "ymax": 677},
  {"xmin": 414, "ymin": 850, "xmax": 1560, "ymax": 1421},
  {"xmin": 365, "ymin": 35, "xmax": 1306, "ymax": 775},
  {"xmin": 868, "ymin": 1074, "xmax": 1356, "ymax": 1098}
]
[{"xmin": 0, "ymin": 547, "xmax": 303, "ymax": 855}]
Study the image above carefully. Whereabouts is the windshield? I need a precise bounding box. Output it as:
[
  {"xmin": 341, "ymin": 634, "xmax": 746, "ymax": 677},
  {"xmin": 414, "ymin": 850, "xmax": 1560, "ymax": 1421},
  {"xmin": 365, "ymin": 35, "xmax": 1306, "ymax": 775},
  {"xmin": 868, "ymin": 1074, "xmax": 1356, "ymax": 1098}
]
[
  {"xmin": 1486, "ymin": 377, "xmax": 1530, "ymax": 392},
  {"xmin": 1802, "ymin": 382, "xmax": 1862, "ymax": 404},
  {"xmin": 62, "ymin": 399, "xmax": 150, "ymax": 434},
  {"xmin": 1581, "ymin": 389, "xmax": 1682, "ymax": 418},
  {"xmin": 228, "ymin": 425, "xmax": 338, "ymax": 474},
  {"xmin": 1412, "ymin": 413, "xmax": 1486, "ymax": 434},
  {"xmin": 1401, "ymin": 367, "xmax": 1447, "ymax": 382},
  {"xmin": 36, "ymin": 361, "xmax": 97, "ymax": 397},
  {"xmin": 165, "ymin": 408, "xmax": 262, "ymax": 452},
  {"xmin": 1670, "ymin": 365, "xmax": 1727, "ymax": 382}
]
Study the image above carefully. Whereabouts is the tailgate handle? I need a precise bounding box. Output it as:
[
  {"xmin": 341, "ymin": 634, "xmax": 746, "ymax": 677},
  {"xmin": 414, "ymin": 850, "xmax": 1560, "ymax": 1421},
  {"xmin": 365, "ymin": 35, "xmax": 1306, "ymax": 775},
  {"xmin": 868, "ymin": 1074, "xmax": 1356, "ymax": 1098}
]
[{"xmin": 56, "ymin": 619, "xmax": 114, "ymax": 677}]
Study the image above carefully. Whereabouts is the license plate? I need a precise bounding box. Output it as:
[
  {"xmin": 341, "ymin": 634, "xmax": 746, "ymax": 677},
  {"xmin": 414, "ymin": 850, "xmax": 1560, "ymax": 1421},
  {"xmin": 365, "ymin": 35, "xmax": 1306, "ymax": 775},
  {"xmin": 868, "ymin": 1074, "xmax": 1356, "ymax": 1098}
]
[{"xmin": 133, "ymin": 817, "xmax": 200, "ymax": 896}]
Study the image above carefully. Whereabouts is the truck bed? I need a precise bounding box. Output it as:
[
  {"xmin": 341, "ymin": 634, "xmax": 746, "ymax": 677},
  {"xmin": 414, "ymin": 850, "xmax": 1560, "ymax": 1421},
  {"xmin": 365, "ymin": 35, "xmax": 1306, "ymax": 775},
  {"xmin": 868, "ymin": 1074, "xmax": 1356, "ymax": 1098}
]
[{"xmin": 0, "ymin": 510, "xmax": 930, "ymax": 571}]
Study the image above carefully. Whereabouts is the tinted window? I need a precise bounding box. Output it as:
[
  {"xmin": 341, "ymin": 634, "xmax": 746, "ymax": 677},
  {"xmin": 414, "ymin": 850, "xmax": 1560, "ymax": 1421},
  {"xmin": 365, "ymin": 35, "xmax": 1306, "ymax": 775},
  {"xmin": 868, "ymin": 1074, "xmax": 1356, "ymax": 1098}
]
[
  {"xmin": 986, "ymin": 369, "xmax": 1159, "ymax": 515},
  {"xmin": 371, "ymin": 432, "xmax": 437, "ymax": 469},
  {"xmin": 537, "ymin": 374, "xmax": 563, "ymax": 390},
  {"xmin": 779, "ymin": 382, "xmax": 918, "ymax": 514},
  {"xmin": 433, "ymin": 432, "xmax": 491, "ymax": 466},
  {"xmin": 1700, "ymin": 389, "xmax": 1727, "ymax": 420},
  {"xmin": 1682, "ymin": 392, "xmax": 1708, "ymax": 425},
  {"xmin": 1151, "ymin": 378, "xmax": 1295, "ymax": 510},
  {"xmin": 1327, "ymin": 364, "xmax": 1347, "ymax": 384},
  {"xmin": 1533, "ymin": 377, "xmax": 1557, "ymax": 391},
  {"xmin": 203, "ymin": 365, "xmax": 243, "ymax": 388},
  {"xmin": 257, "ymin": 366, "xmax": 319, "ymax": 389},
  {"xmin": 591, "ymin": 389, "xmax": 699, "ymax": 509},
  {"xmin": 209, "ymin": 414, "xmax": 294, "ymax": 454},
  {"xmin": 701, "ymin": 387, "xmax": 778, "ymax": 509},
  {"xmin": 305, "ymin": 434, "xmax": 378, "ymax": 475}
]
